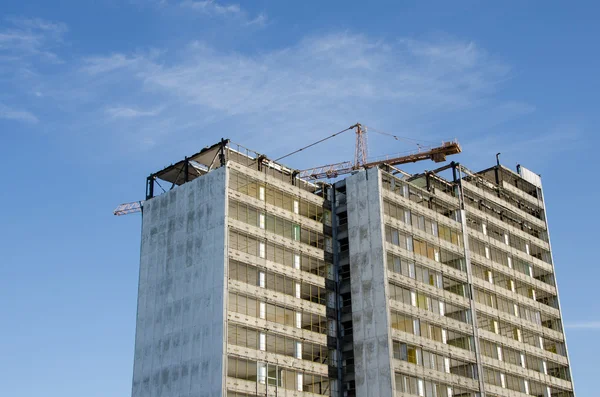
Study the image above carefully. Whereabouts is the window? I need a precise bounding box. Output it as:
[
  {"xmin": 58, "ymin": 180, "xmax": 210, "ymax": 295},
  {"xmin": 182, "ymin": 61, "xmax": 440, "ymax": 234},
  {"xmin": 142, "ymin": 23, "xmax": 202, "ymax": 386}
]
[
  {"xmin": 259, "ymin": 186, "xmax": 265, "ymax": 201},
  {"xmin": 292, "ymin": 224, "xmax": 300, "ymax": 241},
  {"xmin": 258, "ymin": 362, "xmax": 267, "ymax": 384},
  {"xmin": 407, "ymin": 346, "xmax": 420, "ymax": 364},
  {"xmin": 259, "ymin": 332, "xmax": 266, "ymax": 351}
]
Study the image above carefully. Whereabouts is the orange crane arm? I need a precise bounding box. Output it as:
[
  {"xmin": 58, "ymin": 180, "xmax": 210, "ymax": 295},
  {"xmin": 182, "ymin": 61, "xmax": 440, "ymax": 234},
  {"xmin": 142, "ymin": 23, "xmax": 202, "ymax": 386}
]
[{"xmin": 298, "ymin": 140, "xmax": 461, "ymax": 180}]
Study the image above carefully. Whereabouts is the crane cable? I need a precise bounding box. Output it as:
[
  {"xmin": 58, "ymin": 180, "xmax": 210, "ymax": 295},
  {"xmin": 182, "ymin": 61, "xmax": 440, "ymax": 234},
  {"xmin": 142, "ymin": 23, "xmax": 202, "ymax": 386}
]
[
  {"xmin": 273, "ymin": 124, "xmax": 357, "ymax": 162},
  {"xmin": 364, "ymin": 125, "xmax": 439, "ymax": 145}
]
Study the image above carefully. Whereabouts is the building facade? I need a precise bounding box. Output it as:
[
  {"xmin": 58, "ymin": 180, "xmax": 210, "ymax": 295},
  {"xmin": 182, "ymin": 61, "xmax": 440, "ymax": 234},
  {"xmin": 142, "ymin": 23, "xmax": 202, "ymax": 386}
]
[{"xmin": 130, "ymin": 140, "xmax": 575, "ymax": 397}]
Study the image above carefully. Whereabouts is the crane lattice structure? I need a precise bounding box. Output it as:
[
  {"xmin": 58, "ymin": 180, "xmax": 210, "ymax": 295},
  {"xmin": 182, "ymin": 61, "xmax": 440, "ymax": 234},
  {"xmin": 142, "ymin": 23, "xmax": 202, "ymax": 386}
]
[{"xmin": 297, "ymin": 123, "xmax": 461, "ymax": 180}]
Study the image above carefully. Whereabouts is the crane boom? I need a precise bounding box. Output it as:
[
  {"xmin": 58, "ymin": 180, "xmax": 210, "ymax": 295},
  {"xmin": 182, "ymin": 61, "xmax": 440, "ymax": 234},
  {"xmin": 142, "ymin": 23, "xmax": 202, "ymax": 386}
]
[
  {"xmin": 298, "ymin": 140, "xmax": 461, "ymax": 180},
  {"xmin": 114, "ymin": 201, "xmax": 143, "ymax": 216}
]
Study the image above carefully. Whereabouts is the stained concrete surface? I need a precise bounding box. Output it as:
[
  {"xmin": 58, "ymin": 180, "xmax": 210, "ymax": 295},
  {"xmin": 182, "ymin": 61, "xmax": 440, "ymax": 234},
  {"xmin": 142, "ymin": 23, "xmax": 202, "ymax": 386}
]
[
  {"xmin": 345, "ymin": 168, "xmax": 395, "ymax": 397},
  {"xmin": 132, "ymin": 167, "xmax": 228, "ymax": 397}
]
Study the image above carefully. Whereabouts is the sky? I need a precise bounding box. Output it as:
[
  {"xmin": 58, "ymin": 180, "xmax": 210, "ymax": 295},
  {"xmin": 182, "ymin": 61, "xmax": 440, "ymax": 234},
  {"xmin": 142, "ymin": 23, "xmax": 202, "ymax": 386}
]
[{"xmin": 0, "ymin": 1, "xmax": 598, "ymax": 396}]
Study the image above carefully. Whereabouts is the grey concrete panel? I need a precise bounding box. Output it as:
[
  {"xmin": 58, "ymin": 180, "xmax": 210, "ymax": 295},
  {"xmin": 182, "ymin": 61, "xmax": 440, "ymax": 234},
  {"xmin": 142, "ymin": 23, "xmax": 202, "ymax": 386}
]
[
  {"xmin": 345, "ymin": 168, "xmax": 395, "ymax": 397},
  {"xmin": 132, "ymin": 167, "xmax": 228, "ymax": 397}
]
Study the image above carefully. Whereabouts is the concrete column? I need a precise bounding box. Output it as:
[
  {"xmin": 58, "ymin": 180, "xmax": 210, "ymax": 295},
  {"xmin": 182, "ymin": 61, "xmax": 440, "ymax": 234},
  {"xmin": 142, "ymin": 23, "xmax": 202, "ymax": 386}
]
[{"xmin": 346, "ymin": 168, "xmax": 395, "ymax": 397}]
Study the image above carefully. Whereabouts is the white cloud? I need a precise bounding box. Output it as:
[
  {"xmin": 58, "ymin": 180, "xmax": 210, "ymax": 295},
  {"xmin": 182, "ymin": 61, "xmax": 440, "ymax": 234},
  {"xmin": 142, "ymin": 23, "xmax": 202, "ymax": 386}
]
[
  {"xmin": 246, "ymin": 12, "xmax": 268, "ymax": 27},
  {"xmin": 6, "ymin": 28, "xmax": 532, "ymax": 161},
  {"xmin": 0, "ymin": 103, "xmax": 38, "ymax": 123},
  {"xmin": 181, "ymin": 0, "xmax": 240, "ymax": 15},
  {"xmin": 6, "ymin": 17, "xmax": 68, "ymax": 35},
  {"xmin": 57, "ymin": 32, "xmax": 526, "ymax": 158},
  {"xmin": 106, "ymin": 106, "xmax": 163, "ymax": 119},
  {"xmin": 123, "ymin": 33, "xmax": 509, "ymax": 130},
  {"xmin": 565, "ymin": 321, "xmax": 600, "ymax": 330},
  {"xmin": 177, "ymin": 0, "xmax": 267, "ymax": 27},
  {"xmin": 81, "ymin": 53, "xmax": 147, "ymax": 75}
]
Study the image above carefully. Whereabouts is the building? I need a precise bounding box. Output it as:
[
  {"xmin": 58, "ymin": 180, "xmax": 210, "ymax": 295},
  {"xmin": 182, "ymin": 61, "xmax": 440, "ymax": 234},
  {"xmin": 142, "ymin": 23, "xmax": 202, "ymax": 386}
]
[{"xmin": 129, "ymin": 139, "xmax": 575, "ymax": 397}]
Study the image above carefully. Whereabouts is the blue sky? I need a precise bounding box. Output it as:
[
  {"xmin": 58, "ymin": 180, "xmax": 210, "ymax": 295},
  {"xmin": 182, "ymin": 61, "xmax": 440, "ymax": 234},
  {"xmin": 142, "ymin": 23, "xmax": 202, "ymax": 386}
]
[{"xmin": 1, "ymin": 1, "xmax": 598, "ymax": 396}]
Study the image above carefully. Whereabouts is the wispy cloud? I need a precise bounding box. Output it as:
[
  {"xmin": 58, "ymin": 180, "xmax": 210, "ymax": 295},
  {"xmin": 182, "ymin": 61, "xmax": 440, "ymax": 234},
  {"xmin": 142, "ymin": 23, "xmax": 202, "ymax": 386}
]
[
  {"xmin": 81, "ymin": 53, "xmax": 149, "ymax": 75},
  {"xmin": 0, "ymin": 103, "xmax": 38, "ymax": 123},
  {"xmin": 180, "ymin": 0, "xmax": 240, "ymax": 15},
  {"xmin": 246, "ymin": 12, "xmax": 268, "ymax": 27},
  {"xmin": 45, "ymin": 32, "xmax": 524, "ymax": 156},
  {"xmin": 178, "ymin": 0, "xmax": 267, "ymax": 27},
  {"xmin": 565, "ymin": 321, "xmax": 600, "ymax": 330},
  {"xmin": 0, "ymin": 17, "xmax": 67, "ymax": 124},
  {"xmin": 105, "ymin": 106, "xmax": 163, "ymax": 119},
  {"xmin": 0, "ymin": 16, "xmax": 67, "ymax": 62},
  {"xmin": 0, "ymin": 16, "xmax": 533, "ymax": 159}
]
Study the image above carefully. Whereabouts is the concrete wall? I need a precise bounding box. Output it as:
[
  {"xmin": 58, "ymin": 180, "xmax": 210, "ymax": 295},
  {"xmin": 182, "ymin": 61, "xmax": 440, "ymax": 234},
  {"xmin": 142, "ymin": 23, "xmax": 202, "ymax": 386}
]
[
  {"xmin": 132, "ymin": 167, "xmax": 228, "ymax": 397},
  {"xmin": 345, "ymin": 168, "xmax": 395, "ymax": 397}
]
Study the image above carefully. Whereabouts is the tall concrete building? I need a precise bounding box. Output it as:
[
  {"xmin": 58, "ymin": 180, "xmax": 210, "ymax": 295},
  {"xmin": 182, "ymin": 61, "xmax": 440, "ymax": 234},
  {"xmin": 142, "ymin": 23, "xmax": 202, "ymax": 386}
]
[{"xmin": 129, "ymin": 139, "xmax": 575, "ymax": 397}]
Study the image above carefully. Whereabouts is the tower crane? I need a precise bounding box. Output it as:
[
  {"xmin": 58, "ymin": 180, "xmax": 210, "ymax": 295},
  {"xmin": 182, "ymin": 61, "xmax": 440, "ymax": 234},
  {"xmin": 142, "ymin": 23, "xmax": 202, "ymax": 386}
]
[{"xmin": 296, "ymin": 123, "xmax": 461, "ymax": 180}]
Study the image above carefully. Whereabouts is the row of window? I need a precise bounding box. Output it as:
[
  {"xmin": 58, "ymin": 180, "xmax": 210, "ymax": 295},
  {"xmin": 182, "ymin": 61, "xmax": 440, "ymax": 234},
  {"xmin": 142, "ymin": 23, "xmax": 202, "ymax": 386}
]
[
  {"xmin": 479, "ymin": 338, "xmax": 571, "ymax": 381},
  {"xmin": 388, "ymin": 282, "xmax": 470, "ymax": 324},
  {"xmin": 395, "ymin": 372, "xmax": 477, "ymax": 397},
  {"xmin": 390, "ymin": 311, "xmax": 474, "ymax": 352},
  {"xmin": 463, "ymin": 191, "xmax": 546, "ymax": 242},
  {"xmin": 229, "ymin": 169, "xmax": 331, "ymax": 226},
  {"xmin": 471, "ymin": 262, "xmax": 559, "ymax": 311},
  {"xmin": 468, "ymin": 214, "xmax": 551, "ymax": 264},
  {"xmin": 228, "ymin": 324, "xmax": 329, "ymax": 364},
  {"xmin": 383, "ymin": 199, "xmax": 462, "ymax": 246},
  {"xmin": 229, "ymin": 259, "xmax": 327, "ymax": 306},
  {"xmin": 483, "ymin": 367, "xmax": 570, "ymax": 396},
  {"xmin": 228, "ymin": 230, "xmax": 329, "ymax": 278},
  {"xmin": 473, "ymin": 287, "xmax": 561, "ymax": 333},
  {"xmin": 228, "ymin": 292, "xmax": 327, "ymax": 334},
  {"xmin": 380, "ymin": 172, "xmax": 462, "ymax": 222},
  {"xmin": 393, "ymin": 341, "xmax": 477, "ymax": 380},
  {"xmin": 469, "ymin": 236, "xmax": 555, "ymax": 290},
  {"xmin": 227, "ymin": 356, "xmax": 330, "ymax": 395},
  {"xmin": 477, "ymin": 312, "xmax": 567, "ymax": 357},
  {"xmin": 229, "ymin": 199, "xmax": 330, "ymax": 250},
  {"xmin": 387, "ymin": 252, "xmax": 470, "ymax": 299},
  {"xmin": 385, "ymin": 225, "xmax": 466, "ymax": 272}
]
